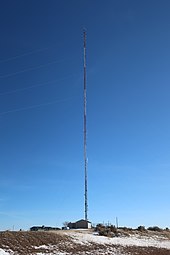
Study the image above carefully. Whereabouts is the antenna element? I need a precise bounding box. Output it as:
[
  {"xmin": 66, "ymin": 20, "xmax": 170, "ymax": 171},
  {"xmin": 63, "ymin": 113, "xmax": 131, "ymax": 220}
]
[{"xmin": 83, "ymin": 30, "xmax": 88, "ymax": 221}]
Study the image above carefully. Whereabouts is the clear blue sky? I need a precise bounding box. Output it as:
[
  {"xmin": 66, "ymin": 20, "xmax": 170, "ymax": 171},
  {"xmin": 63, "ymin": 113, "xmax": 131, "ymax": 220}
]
[{"xmin": 0, "ymin": 0, "xmax": 170, "ymax": 230}]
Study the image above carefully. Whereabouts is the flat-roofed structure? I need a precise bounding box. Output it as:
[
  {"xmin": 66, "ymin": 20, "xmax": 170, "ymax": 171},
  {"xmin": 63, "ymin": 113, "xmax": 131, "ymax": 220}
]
[{"xmin": 68, "ymin": 219, "xmax": 91, "ymax": 229}]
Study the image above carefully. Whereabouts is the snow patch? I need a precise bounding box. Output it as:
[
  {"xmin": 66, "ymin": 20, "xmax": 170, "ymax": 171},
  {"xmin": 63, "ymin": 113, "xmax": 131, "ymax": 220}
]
[
  {"xmin": 35, "ymin": 252, "xmax": 66, "ymax": 255},
  {"xmin": 0, "ymin": 249, "xmax": 12, "ymax": 255},
  {"xmin": 67, "ymin": 231, "xmax": 170, "ymax": 249},
  {"xmin": 34, "ymin": 245, "xmax": 49, "ymax": 249}
]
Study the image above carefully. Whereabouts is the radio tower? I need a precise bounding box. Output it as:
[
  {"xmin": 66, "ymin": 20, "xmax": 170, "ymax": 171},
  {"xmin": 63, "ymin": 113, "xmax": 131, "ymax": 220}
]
[{"xmin": 83, "ymin": 30, "xmax": 88, "ymax": 221}]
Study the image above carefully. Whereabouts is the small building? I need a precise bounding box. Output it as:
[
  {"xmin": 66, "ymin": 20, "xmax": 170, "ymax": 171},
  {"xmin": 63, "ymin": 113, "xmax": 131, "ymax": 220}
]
[
  {"xmin": 68, "ymin": 219, "xmax": 91, "ymax": 229},
  {"xmin": 30, "ymin": 226, "xmax": 43, "ymax": 231},
  {"xmin": 30, "ymin": 225, "xmax": 60, "ymax": 231}
]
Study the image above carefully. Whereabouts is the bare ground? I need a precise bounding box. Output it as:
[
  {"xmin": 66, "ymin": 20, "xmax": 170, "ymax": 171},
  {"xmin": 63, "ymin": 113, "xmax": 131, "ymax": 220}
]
[{"xmin": 0, "ymin": 230, "xmax": 169, "ymax": 255}]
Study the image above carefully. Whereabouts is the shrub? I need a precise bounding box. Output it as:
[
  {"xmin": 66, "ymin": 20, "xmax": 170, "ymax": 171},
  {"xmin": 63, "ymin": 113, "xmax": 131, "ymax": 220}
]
[
  {"xmin": 147, "ymin": 226, "xmax": 163, "ymax": 232},
  {"xmin": 110, "ymin": 225, "xmax": 117, "ymax": 233},
  {"xmin": 137, "ymin": 226, "xmax": 146, "ymax": 232},
  {"xmin": 95, "ymin": 224, "xmax": 118, "ymax": 237},
  {"xmin": 95, "ymin": 224, "xmax": 105, "ymax": 232}
]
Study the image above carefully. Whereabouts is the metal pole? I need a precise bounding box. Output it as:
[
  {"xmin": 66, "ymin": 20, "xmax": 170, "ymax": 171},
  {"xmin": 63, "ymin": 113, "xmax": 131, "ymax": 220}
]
[
  {"xmin": 116, "ymin": 217, "xmax": 119, "ymax": 228},
  {"xmin": 83, "ymin": 30, "xmax": 88, "ymax": 221}
]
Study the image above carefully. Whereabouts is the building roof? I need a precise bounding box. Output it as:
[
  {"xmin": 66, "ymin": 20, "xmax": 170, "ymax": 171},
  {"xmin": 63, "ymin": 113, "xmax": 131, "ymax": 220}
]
[{"xmin": 76, "ymin": 219, "xmax": 91, "ymax": 223}]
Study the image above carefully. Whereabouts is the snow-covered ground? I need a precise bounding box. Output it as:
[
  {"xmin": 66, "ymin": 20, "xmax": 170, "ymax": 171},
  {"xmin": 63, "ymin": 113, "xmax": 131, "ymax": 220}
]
[
  {"xmin": 0, "ymin": 249, "xmax": 13, "ymax": 255},
  {"xmin": 0, "ymin": 249, "xmax": 66, "ymax": 255},
  {"xmin": 66, "ymin": 231, "xmax": 170, "ymax": 249},
  {"xmin": 31, "ymin": 231, "xmax": 170, "ymax": 254},
  {"xmin": 35, "ymin": 253, "xmax": 66, "ymax": 255}
]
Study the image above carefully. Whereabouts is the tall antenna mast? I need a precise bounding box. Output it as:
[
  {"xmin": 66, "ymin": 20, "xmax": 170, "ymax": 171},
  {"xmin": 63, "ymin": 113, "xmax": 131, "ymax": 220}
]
[{"xmin": 83, "ymin": 29, "xmax": 88, "ymax": 221}]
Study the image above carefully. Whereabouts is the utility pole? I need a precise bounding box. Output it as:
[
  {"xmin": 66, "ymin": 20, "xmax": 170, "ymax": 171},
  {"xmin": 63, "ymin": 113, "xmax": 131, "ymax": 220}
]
[
  {"xmin": 83, "ymin": 30, "xmax": 88, "ymax": 221},
  {"xmin": 116, "ymin": 217, "xmax": 119, "ymax": 228}
]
